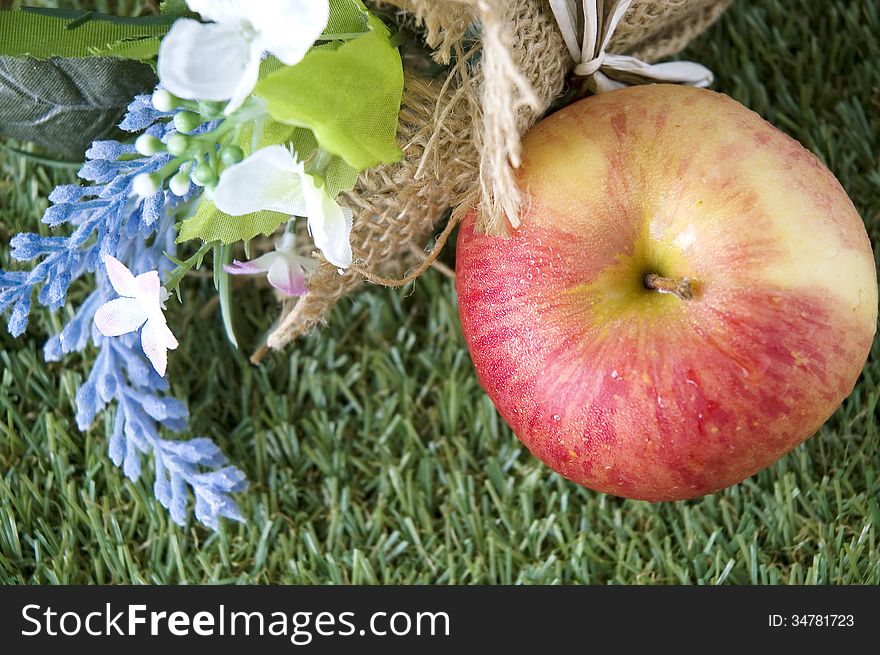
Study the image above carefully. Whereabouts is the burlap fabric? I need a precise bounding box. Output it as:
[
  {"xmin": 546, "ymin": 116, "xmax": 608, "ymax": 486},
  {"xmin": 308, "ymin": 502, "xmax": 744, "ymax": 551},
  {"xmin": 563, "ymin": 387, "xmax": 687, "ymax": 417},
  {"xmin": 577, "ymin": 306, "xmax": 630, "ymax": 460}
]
[{"xmin": 263, "ymin": 0, "xmax": 733, "ymax": 354}]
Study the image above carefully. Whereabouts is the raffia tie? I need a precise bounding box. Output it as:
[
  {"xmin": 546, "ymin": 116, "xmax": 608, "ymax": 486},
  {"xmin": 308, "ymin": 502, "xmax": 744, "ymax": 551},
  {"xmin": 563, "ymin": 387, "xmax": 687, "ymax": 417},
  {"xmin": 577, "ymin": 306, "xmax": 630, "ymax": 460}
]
[{"xmin": 548, "ymin": 0, "xmax": 713, "ymax": 92}]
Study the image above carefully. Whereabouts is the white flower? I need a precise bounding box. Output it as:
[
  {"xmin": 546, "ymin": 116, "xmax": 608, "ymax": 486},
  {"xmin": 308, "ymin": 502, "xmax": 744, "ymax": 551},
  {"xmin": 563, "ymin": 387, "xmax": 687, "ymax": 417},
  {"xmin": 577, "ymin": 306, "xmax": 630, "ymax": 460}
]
[
  {"xmin": 94, "ymin": 255, "xmax": 179, "ymax": 377},
  {"xmin": 213, "ymin": 145, "xmax": 353, "ymax": 269},
  {"xmin": 225, "ymin": 232, "xmax": 316, "ymax": 296},
  {"xmin": 158, "ymin": 0, "xmax": 330, "ymax": 113}
]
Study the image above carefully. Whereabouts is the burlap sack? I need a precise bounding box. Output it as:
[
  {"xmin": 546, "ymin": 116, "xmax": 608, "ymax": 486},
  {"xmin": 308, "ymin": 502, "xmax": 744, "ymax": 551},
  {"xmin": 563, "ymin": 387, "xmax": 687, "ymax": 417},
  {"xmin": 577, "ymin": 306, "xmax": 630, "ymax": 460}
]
[{"xmin": 261, "ymin": 0, "xmax": 733, "ymax": 355}]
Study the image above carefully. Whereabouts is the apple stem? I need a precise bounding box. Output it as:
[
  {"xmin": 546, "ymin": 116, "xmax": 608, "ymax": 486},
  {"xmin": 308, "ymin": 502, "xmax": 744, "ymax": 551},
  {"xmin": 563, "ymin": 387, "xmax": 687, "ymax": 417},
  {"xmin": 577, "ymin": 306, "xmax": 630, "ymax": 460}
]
[{"xmin": 644, "ymin": 273, "xmax": 696, "ymax": 300}]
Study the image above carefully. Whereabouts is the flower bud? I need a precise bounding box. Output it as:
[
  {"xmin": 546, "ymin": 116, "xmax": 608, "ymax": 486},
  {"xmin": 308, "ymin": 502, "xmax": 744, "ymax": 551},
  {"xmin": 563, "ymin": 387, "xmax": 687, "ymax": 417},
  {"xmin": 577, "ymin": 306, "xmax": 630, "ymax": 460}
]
[
  {"xmin": 220, "ymin": 145, "xmax": 245, "ymax": 166},
  {"xmin": 151, "ymin": 88, "xmax": 179, "ymax": 112},
  {"xmin": 169, "ymin": 170, "xmax": 191, "ymax": 197},
  {"xmin": 173, "ymin": 111, "xmax": 202, "ymax": 134},
  {"xmin": 191, "ymin": 163, "xmax": 218, "ymax": 188},
  {"xmin": 166, "ymin": 133, "xmax": 191, "ymax": 157},
  {"xmin": 132, "ymin": 173, "xmax": 161, "ymax": 198},
  {"xmin": 135, "ymin": 134, "xmax": 164, "ymax": 156}
]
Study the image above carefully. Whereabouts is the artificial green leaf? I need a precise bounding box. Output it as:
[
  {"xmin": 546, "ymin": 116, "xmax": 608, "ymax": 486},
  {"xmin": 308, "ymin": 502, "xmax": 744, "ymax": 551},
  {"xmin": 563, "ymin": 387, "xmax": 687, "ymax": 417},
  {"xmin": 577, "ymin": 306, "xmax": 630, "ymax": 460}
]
[
  {"xmin": 325, "ymin": 0, "xmax": 370, "ymax": 35},
  {"xmin": 89, "ymin": 36, "xmax": 162, "ymax": 61},
  {"xmin": 177, "ymin": 201, "xmax": 289, "ymax": 245},
  {"xmin": 324, "ymin": 153, "xmax": 360, "ymax": 198},
  {"xmin": 0, "ymin": 56, "xmax": 157, "ymax": 157},
  {"xmin": 254, "ymin": 15, "xmax": 404, "ymax": 171},
  {"xmin": 0, "ymin": 8, "xmax": 172, "ymax": 60},
  {"xmin": 160, "ymin": 0, "xmax": 191, "ymax": 16}
]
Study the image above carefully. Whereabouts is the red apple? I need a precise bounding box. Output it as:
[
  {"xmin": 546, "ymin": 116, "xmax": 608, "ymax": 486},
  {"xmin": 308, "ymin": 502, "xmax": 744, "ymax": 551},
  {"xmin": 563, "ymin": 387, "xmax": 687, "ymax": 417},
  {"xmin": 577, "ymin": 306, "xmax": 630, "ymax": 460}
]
[{"xmin": 455, "ymin": 84, "xmax": 877, "ymax": 501}]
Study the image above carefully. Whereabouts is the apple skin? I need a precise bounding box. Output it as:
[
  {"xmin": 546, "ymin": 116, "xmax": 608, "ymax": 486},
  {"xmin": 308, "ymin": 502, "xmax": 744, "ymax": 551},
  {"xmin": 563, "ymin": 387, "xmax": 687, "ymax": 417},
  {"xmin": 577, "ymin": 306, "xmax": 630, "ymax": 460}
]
[{"xmin": 455, "ymin": 84, "xmax": 877, "ymax": 501}]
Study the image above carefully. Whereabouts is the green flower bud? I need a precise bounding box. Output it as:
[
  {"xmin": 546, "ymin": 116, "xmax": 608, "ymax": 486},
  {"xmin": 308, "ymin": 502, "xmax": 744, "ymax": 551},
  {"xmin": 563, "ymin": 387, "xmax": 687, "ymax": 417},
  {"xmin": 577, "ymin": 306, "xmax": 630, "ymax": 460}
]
[
  {"xmin": 135, "ymin": 134, "xmax": 164, "ymax": 156},
  {"xmin": 173, "ymin": 111, "xmax": 202, "ymax": 134},
  {"xmin": 220, "ymin": 145, "xmax": 245, "ymax": 166},
  {"xmin": 132, "ymin": 173, "xmax": 161, "ymax": 198},
  {"xmin": 191, "ymin": 163, "xmax": 218, "ymax": 188},
  {"xmin": 152, "ymin": 89, "xmax": 179, "ymax": 112},
  {"xmin": 166, "ymin": 133, "xmax": 191, "ymax": 157},
  {"xmin": 169, "ymin": 170, "xmax": 191, "ymax": 197}
]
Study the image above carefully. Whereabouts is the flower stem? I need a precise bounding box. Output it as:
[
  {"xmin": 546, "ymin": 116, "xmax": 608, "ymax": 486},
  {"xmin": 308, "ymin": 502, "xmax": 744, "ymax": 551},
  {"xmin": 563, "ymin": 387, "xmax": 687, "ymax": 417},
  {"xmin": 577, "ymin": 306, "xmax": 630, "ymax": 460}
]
[
  {"xmin": 163, "ymin": 241, "xmax": 212, "ymax": 299},
  {"xmin": 217, "ymin": 243, "xmax": 238, "ymax": 349},
  {"xmin": 307, "ymin": 147, "xmax": 335, "ymax": 185}
]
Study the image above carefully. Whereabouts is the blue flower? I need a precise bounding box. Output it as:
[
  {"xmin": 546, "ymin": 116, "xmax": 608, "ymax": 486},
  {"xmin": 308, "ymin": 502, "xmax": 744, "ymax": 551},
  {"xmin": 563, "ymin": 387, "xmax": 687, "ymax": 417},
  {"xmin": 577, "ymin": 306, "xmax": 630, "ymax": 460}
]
[
  {"xmin": 118, "ymin": 94, "xmax": 174, "ymax": 133},
  {"xmin": 0, "ymin": 87, "xmax": 247, "ymax": 530}
]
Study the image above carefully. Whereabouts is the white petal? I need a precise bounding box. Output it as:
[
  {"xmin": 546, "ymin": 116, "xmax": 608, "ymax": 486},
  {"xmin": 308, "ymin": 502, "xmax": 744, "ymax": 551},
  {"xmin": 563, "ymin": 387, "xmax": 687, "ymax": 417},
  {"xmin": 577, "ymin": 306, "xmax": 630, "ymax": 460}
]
[
  {"xmin": 249, "ymin": 0, "xmax": 330, "ymax": 65},
  {"xmin": 185, "ymin": 0, "xmax": 251, "ymax": 24},
  {"xmin": 94, "ymin": 298, "xmax": 148, "ymax": 337},
  {"xmin": 134, "ymin": 270, "xmax": 162, "ymax": 307},
  {"xmin": 223, "ymin": 42, "xmax": 263, "ymax": 114},
  {"xmin": 102, "ymin": 254, "xmax": 139, "ymax": 297},
  {"xmin": 158, "ymin": 19, "xmax": 255, "ymax": 102},
  {"xmin": 303, "ymin": 175, "xmax": 353, "ymax": 269},
  {"xmin": 141, "ymin": 318, "xmax": 179, "ymax": 377},
  {"xmin": 267, "ymin": 256, "xmax": 308, "ymax": 296},
  {"xmin": 213, "ymin": 146, "xmax": 308, "ymax": 216}
]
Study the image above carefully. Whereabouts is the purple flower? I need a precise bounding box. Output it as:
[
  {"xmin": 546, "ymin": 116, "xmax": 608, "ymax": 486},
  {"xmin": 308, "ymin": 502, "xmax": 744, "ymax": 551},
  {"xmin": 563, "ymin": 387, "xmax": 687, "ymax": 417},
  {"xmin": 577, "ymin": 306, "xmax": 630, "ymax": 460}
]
[{"xmin": 225, "ymin": 232, "xmax": 315, "ymax": 296}]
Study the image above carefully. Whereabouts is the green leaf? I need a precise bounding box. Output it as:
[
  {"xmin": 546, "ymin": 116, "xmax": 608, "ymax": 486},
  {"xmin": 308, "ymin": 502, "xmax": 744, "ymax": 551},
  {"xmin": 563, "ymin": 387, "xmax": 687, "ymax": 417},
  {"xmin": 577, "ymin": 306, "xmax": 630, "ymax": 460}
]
[
  {"xmin": 160, "ymin": 0, "xmax": 191, "ymax": 16},
  {"xmin": 325, "ymin": 0, "xmax": 370, "ymax": 35},
  {"xmin": 0, "ymin": 8, "xmax": 172, "ymax": 60},
  {"xmin": 217, "ymin": 243, "xmax": 239, "ymax": 348},
  {"xmin": 254, "ymin": 15, "xmax": 404, "ymax": 171},
  {"xmin": 0, "ymin": 56, "xmax": 157, "ymax": 157},
  {"xmin": 176, "ymin": 201, "xmax": 289, "ymax": 245},
  {"xmin": 89, "ymin": 36, "xmax": 162, "ymax": 62}
]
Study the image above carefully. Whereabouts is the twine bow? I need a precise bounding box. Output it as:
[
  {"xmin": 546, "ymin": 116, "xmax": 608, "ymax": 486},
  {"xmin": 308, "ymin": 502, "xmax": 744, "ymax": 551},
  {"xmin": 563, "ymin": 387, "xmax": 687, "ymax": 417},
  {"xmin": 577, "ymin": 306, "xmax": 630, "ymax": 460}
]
[{"xmin": 548, "ymin": 0, "xmax": 714, "ymax": 92}]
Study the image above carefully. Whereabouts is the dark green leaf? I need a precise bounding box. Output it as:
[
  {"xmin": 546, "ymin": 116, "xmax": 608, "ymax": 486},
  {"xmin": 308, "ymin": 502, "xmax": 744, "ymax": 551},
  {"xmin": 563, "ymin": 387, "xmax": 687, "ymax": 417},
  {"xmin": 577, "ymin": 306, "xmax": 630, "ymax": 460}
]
[{"xmin": 0, "ymin": 56, "xmax": 157, "ymax": 158}]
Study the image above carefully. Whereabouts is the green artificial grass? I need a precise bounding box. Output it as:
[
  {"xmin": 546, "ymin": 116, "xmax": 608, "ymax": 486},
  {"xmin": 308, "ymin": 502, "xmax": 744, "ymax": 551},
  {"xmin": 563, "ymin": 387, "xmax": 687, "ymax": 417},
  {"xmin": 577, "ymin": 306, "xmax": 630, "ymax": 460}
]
[{"xmin": 1, "ymin": 0, "xmax": 879, "ymax": 584}]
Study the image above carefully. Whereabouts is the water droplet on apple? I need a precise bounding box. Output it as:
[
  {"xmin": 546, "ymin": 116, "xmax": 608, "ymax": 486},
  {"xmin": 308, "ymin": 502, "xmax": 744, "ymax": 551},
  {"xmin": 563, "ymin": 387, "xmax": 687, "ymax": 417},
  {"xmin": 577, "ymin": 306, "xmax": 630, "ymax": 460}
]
[
  {"xmin": 611, "ymin": 370, "xmax": 619, "ymax": 379},
  {"xmin": 553, "ymin": 414, "xmax": 560, "ymax": 421},
  {"xmin": 824, "ymin": 246, "xmax": 838, "ymax": 259}
]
